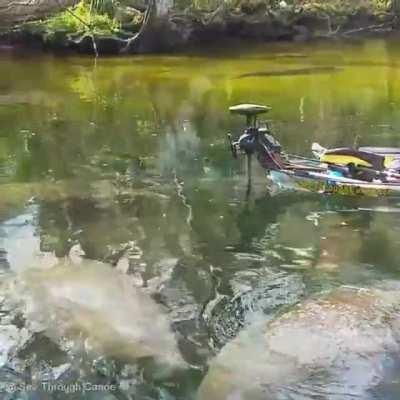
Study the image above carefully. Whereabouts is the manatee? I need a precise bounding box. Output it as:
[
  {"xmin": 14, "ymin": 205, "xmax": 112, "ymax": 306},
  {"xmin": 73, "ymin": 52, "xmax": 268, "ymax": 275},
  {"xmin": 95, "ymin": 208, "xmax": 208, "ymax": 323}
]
[
  {"xmin": 236, "ymin": 66, "xmax": 341, "ymax": 79},
  {"xmin": 14, "ymin": 259, "xmax": 184, "ymax": 367},
  {"xmin": 198, "ymin": 284, "xmax": 400, "ymax": 400}
]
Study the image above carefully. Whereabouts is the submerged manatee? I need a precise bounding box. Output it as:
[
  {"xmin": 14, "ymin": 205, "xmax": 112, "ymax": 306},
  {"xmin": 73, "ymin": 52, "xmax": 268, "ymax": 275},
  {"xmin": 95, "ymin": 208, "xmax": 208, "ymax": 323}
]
[
  {"xmin": 236, "ymin": 66, "xmax": 341, "ymax": 79},
  {"xmin": 199, "ymin": 284, "xmax": 400, "ymax": 400},
  {"xmin": 15, "ymin": 260, "xmax": 184, "ymax": 367}
]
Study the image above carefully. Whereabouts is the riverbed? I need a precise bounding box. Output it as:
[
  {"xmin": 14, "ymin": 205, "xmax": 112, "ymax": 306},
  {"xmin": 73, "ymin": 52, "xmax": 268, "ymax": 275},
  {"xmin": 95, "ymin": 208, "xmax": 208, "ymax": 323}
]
[{"xmin": 1, "ymin": 38, "xmax": 400, "ymax": 399}]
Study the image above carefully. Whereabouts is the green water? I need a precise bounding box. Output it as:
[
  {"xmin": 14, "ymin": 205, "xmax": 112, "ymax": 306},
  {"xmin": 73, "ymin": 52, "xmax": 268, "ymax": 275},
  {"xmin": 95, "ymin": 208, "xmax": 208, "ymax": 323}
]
[{"xmin": 2, "ymin": 38, "xmax": 400, "ymax": 399}]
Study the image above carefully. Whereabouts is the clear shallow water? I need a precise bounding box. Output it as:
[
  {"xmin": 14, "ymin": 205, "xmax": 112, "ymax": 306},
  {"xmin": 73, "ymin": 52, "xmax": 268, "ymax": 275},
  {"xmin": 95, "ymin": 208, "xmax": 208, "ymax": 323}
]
[{"xmin": 1, "ymin": 38, "xmax": 400, "ymax": 399}]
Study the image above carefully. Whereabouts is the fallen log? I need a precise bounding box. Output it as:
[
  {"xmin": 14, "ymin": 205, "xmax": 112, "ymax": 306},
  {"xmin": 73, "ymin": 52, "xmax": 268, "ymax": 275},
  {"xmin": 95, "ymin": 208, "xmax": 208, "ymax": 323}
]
[{"xmin": 0, "ymin": 0, "xmax": 79, "ymax": 26}]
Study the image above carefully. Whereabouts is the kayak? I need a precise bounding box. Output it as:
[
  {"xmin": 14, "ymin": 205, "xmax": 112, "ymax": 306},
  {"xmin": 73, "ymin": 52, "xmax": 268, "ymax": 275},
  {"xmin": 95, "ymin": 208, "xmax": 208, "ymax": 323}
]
[
  {"xmin": 228, "ymin": 103, "xmax": 400, "ymax": 198},
  {"xmin": 268, "ymin": 170, "xmax": 400, "ymax": 197}
]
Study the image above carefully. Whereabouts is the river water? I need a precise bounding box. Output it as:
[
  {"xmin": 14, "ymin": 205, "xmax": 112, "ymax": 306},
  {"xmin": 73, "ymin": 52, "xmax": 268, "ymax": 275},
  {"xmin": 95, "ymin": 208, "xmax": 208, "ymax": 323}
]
[{"xmin": 1, "ymin": 38, "xmax": 400, "ymax": 399}]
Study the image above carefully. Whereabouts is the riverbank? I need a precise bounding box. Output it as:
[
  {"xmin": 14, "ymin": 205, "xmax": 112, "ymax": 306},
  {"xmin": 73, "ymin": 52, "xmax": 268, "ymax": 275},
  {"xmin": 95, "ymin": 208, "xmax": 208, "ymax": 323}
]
[{"xmin": 0, "ymin": 0, "xmax": 399, "ymax": 55}]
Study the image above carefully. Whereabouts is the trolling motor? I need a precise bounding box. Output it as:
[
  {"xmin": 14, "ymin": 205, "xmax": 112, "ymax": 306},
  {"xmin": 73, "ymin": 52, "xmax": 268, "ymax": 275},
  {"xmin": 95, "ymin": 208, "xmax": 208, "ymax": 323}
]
[{"xmin": 228, "ymin": 104, "xmax": 284, "ymax": 192}]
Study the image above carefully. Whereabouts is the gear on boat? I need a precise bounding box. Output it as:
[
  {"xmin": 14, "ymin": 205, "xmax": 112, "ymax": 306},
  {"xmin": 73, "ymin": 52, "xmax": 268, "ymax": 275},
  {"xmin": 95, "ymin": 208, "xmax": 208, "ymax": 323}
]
[
  {"xmin": 227, "ymin": 103, "xmax": 400, "ymax": 196},
  {"xmin": 312, "ymin": 144, "xmax": 400, "ymax": 173},
  {"xmin": 228, "ymin": 104, "xmax": 285, "ymax": 170}
]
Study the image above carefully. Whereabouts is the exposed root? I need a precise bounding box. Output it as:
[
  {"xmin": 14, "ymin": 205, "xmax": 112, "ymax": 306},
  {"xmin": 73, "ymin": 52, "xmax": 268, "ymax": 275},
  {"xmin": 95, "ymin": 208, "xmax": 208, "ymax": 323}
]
[{"xmin": 341, "ymin": 22, "xmax": 394, "ymax": 37}]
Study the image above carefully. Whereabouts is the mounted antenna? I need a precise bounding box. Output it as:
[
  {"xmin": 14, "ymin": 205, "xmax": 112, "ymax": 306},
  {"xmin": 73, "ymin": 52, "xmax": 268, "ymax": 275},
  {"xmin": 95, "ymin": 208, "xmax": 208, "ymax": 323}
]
[{"xmin": 229, "ymin": 104, "xmax": 271, "ymax": 127}]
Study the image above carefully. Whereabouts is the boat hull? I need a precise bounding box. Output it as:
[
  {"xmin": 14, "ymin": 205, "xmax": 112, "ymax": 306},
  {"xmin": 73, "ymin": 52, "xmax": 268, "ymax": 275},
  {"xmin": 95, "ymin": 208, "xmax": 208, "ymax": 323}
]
[{"xmin": 269, "ymin": 170, "xmax": 400, "ymax": 198}]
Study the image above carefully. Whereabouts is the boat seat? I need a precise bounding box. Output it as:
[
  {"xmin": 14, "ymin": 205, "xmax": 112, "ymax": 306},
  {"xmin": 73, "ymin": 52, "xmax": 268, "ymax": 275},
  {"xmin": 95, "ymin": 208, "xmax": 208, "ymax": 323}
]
[{"xmin": 321, "ymin": 147, "xmax": 385, "ymax": 170}]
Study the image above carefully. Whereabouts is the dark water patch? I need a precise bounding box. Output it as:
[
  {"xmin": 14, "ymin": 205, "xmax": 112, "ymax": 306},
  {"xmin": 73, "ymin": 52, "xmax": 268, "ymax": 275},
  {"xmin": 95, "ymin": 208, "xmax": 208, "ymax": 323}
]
[
  {"xmin": 235, "ymin": 66, "xmax": 342, "ymax": 79},
  {"xmin": 17, "ymin": 333, "xmax": 69, "ymax": 367},
  {"xmin": 0, "ymin": 248, "xmax": 9, "ymax": 271},
  {"xmin": 206, "ymin": 271, "xmax": 305, "ymax": 349},
  {"xmin": 272, "ymin": 53, "xmax": 309, "ymax": 59}
]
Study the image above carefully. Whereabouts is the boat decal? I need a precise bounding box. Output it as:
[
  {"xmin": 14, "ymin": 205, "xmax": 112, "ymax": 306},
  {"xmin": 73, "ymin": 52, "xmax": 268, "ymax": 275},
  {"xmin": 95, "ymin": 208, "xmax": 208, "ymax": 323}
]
[{"xmin": 294, "ymin": 178, "xmax": 392, "ymax": 197}]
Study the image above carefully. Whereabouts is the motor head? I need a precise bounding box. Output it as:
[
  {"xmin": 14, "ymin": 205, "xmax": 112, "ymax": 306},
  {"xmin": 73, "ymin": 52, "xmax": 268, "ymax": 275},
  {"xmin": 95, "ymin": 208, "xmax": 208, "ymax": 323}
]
[
  {"xmin": 229, "ymin": 125, "xmax": 281, "ymax": 156},
  {"xmin": 237, "ymin": 128, "xmax": 258, "ymax": 155},
  {"xmin": 228, "ymin": 104, "xmax": 284, "ymax": 170}
]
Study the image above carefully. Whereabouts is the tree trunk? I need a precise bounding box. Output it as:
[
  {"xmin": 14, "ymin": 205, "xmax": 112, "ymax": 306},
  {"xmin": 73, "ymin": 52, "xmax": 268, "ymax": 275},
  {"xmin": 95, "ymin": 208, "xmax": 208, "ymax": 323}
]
[
  {"xmin": 0, "ymin": 0, "xmax": 78, "ymax": 26},
  {"xmin": 123, "ymin": 0, "xmax": 178, "ymax": 53},
  {"xmin": 393, "ymin": 0, "xmax": 400, "ymax": 14}
]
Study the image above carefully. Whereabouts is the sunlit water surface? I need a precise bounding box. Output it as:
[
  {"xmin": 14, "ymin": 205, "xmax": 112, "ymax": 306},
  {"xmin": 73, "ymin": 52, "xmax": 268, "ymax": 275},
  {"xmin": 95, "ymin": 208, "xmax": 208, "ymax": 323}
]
[{"xmin": 1, "ymin": 39, "xmax": 400, "ymax": 399}]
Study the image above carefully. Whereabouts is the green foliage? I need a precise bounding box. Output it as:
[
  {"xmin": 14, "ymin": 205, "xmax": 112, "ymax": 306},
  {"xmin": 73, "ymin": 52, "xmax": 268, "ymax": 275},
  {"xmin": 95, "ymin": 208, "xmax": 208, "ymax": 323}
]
[
  {"xmin": 20, "ymin": 0, "xmax": 398, "ymax": 41},
  {"xmin": 45, "ymin": 1, "xmax": 120, "ymax": 35},
  {"xmin": 171, "ymin": 0, "xmax": 394, "ymax": 14},
  {"xmin": 296, "ymin": 0, "xmax": 392, "ymax": 15},
  {"xmin": 85, "ymin": 0, "xmax": 117, "ymax": 17}
]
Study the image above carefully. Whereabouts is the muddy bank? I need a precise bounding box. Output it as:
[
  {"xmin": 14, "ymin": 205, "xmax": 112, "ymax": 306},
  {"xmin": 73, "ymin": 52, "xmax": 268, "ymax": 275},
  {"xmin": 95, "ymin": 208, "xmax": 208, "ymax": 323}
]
[{"xmin": 1, "ymin": 5, "xmax": 398, "ymax": 56}]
